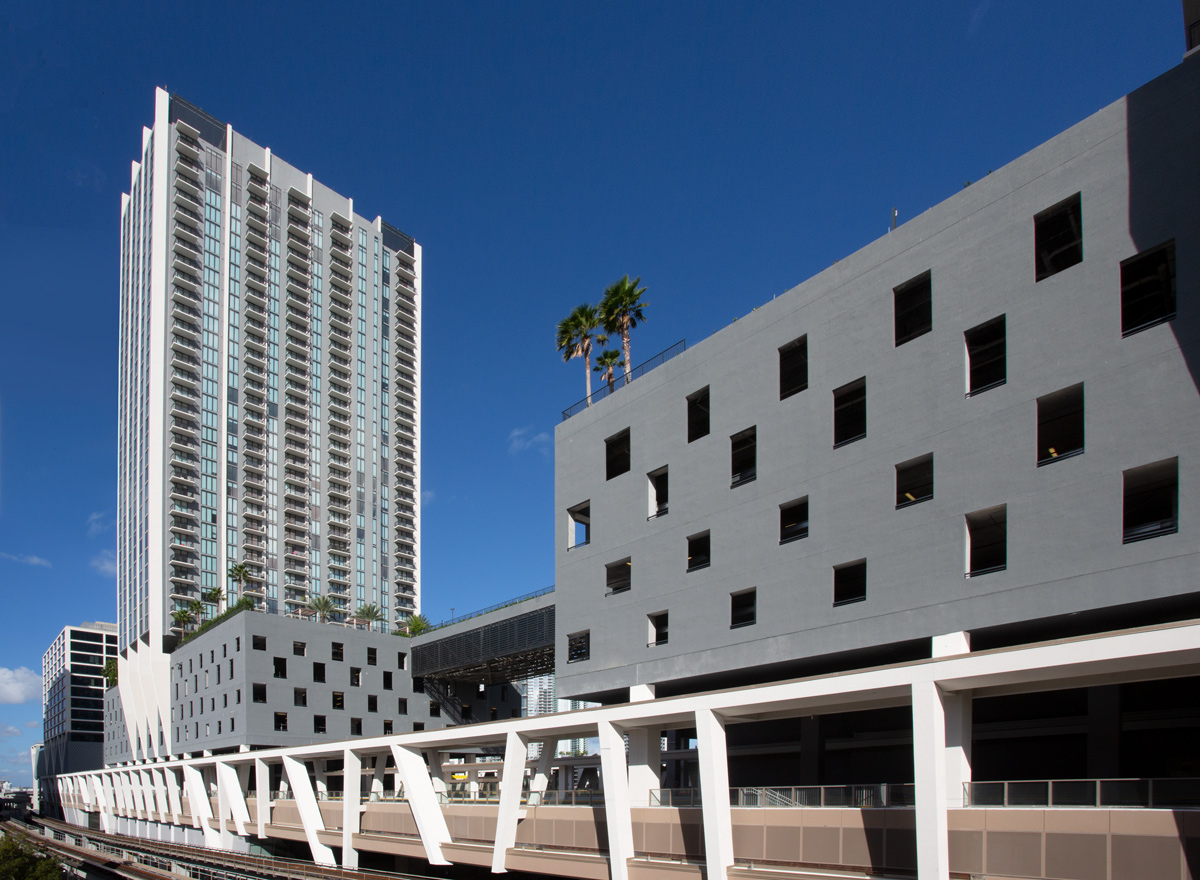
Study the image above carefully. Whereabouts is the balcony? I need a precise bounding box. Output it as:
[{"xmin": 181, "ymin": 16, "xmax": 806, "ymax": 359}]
[
  {"xmin": 174, "ymin": 153, "xmax": 202, "ymax": 180},
  {"xmin": 394, "ymin": 259, "xmax": 416, "ymax": 279},
  {"xmin": 246, "ymin": 170, "xmax": 268, "ymax": 199},
  {"xmin": 284, "ymin": 350, "xmax": 309, "ymax": 371},
  {"xmin": 287, "ymin": 220, "xmax": 310, "ymax": 243}
]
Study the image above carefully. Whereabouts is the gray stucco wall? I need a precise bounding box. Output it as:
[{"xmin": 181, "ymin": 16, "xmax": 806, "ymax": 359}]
[{"xmin": 554, "ymin": 56, "xmax": 1200, "ymax": 702}]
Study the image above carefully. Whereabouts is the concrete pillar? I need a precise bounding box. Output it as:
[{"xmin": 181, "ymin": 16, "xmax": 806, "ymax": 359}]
[
  {"xmin": 529, "ymin": 739, "xmax": 557, "ymax": 805},
  {"xmin": 598, "ymin": 720, "xmax": 634, "ymax": 880},
  {"xmin": 391, "ymin": 744, "xmax": 452, "ymax": 865},
  {"xmin": 912, "ymin": 680, "xmax": 951, "ymax": 880},
  {"xmin": 254, "ymin": 758, "xmax": 270, "ymax": 836},
  {"xmin": 424, "ymin": 749, "xmax": 447, "ymax": 795},
  {"xmin": 491, "ymin": 730, "xmax": 528, "ymax": 873},
  {"xmin": 281, "ymin": 754, "xmax": 336, "ymax": 866},
  {"xmin": 695, "ymin": 708, "xmax": 734, "ymax": 880},
  {"xmin": 342, "ymin": 749, "xmax": 362, "ymax": 868},
  {"xmin": 626, "ymin": 728, "xmax": 662, "ymax": 807}
]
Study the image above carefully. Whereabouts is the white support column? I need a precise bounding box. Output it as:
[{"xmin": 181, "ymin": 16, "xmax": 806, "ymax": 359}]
[
  {"xmin": 528, "ymin": 739, "xmax": 557, "ymax": 805},
  {"xmin": 371, "ymin": 757, "xmax": 385, "ymax": 796},
  {"xmin": 491, "ymin": 731, "xmax": 528, "ymax": 873},
  {"xmin": 254, "ymin": 758, "xmax": 270, "ymax": 838},
  {"xmin": 695, "ymin": 708, "xmax": 734, "ymax": 880},
  {"xmin": 391, "ymin": 743, "xmax": 452, "ymax": 865},
  {"xmin": 183, "ymin": 764, "xmax": 220, "ymax": 848},
  {"xmin": 215, "ymin": 762, "xmax": 233, "ymax": 847},
  {"xmin": 95, "ymin": 774, "xmax": 113, "ymax": 833},
  {"xmin": 150, "ymin": 768, "xmax": 168, "ymax": 821},
  {"xmin": 912, "ymin": 680, "xmax": 951, "ymax": 880},
  {"xmin": 217, "ymin": 761, "xmax": 251, "ymax": 838},
  {"xmin": 597, "ymin": 719, "xmax": 633, "ymax": 880},
  {"xmin": 282, "ymin": 754, "xmax": 337, "ymax": 866},
  {"xmin": 342, "ymin": 749, "xmax": 362, "ymax": 869},
  {"xmin": 626, "ymin": 728, "xmax": 662, "ymax": 807},
  {"xmin": 138, "ymin": 769, "xmax": 155, "ymax": 820},
  {"xmin": 424, "ymin": 749, "xmax": 448, "ymax": 794},
  {"xmin": 165, "ymin": 767, "xmax": 183, "ymax": 826}
]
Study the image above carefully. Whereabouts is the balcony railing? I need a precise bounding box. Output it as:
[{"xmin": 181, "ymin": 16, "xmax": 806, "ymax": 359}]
[
  {"xmin": 562, "ymin": 340, "xmax": 686, "ymax": 421},
  {"xmin": 966, "ymin": 777, "xmax": 1200, "ymax": 808}
]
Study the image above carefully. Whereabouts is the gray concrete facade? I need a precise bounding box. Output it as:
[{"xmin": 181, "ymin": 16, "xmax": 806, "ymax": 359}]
[{"xmin": 554, "ymin": 55, "xmax": 1200, "ymax": 703}]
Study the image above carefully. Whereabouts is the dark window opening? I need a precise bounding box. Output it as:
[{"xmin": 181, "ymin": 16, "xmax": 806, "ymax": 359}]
[
  {"xmin": 332, "ymin": 643, "xmax": 344, "ymax": 662},
  {"xmin": 293, "ymin": 641, "xmax": 306, "ymax": 657},
  {"xmin": 350, "ymin": 667, "xmax": 361, "ymax": 687},
  {"xmin": 779, "ymin": 336, "xmax": 808, "ymax": 400},
  {"xmin": 461, "ymin": 704, "xmax": 474, "ymax": 721},
  {"xmin": 294, "ymin": 688, "xmax": 307, "ymax": 707},
  {"xmin": 1035, "ymin": 193, "xmax": 1082, "ymax": 281},
  {"xmin": 649, "ymin": 468, "xmax": 669, "ymax": 518},
  {"xmin": 383, "ymin": 671, "xmax": 393, "ymax": 690},
  {"xmin": 894, "ymin": 272, "xmax": 932, "ymax": 346},
  {"xmin": 350, "ymin": 718, "xmax": 362, "ymax": 736},
  {"xmin": 967, "ymin": 505, "xmax": 1007, "ymax": 577},
  {"xmin": 687, "ymin": 532, "xmax": 711, "ymax": 572},
  {"xmin": 413, "ymin": 722, "xmax": 425, "ymax": 731},
  {"xmin": 274, "ymin": 712, "xmax": 287, "ymax": 732},
  {"xmin": 273, "ymin": 657, "xmax": 287, "ymax": 679},
  {"xmin": 833, "ymin": 379, "xmax": 866, "ymax": 447},
  {"xmin": 606, "ymin": 429, "xmax": 631, "ymax": 480},
  {"xmin": 1121, "ymin": 240, "xmax": 1176, "ymax": 336},
  {"xmin": 312, "ymin": 662, "xmax": 325, "ymax": 683},
  {"xmin": 397, "ymin": 698, "xmax": 408, "ymax": 715},
  {"xmin": 606, "ymin": 558, "xmax": 632, "ymax": 595},
  {"xmin": 730, "ymin": 589, "xmax": 756, "ymax": 629},
  {"xmin": 1123, "ymin": 458, "xmax": 1178, "ymax": 543},
  {"xmin": 252, "ymin": 683, "xmax": 266, "ymax": 703},
  {"xmin": 568, "ymin": 502, "xmax": 590, "ymax": 548},
  {"xmin": 367, "ymin": 647, "xmax": 377, "ymax": 666},
  {"xmin": 687, "ymin": 387, "xmax": 710, "ymax": 442},
  {"xmin": 731, "ymin": 427, "xmax": 757, "ymax": 487},
  {"xmin": 368, "ymin": 695, "xmax": 378, "ymax": 713},
  {"xmin": 332, "ymin": 691, "xmax": 345, "ymax": 710},
  {"xmin": 252, "ymin": 635, "xmax": 266, "ymax": 651},
  {"xmin": 567, "ymin": 631, "xmax": 590, "ymax": 663},
  {"xmin": 896, "ymin": 454, "xmax": 934, "ymax": 508},
  {"xmin": 383, "ymin": 720, "xmax": 394, "ymax": 735},
  {"xmin": 490, "ymin": 708, "xmax": 498, "ymax": 721},
  {"xmin": 428, "ymin": 701, "xmax": 441, "ymax": 718},
  {"xmin": 412, "ymin": 677, "xmax": 424, "ymax": 694},
  {"xmin": 833, "ymin": 560, "xmax": 867, "ymax": 606},
  {"xmin": 1037, "ymin": 384, "xmax": 1084, "ymax": 465},
  {"xmin": 965, "ymin": 316, "xmax": 1005, "ymax": 396},
  {"xmin": 780, "ymin": 498, "xmax": 809, "ymax": 544},
  {"xmin": 649, "ymin": 612, "xmax": 669, "ymax": 647}
]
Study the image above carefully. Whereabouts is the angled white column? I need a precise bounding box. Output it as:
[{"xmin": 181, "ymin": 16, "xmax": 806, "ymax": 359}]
[
  {"xmin": 95, "ymin": 774, "xmax": 114, "ymax": 833},
  {"xmin": 528, "ymin": 739, "xmax": 557, "ymax": 804},
  {"xmin": 150, "ymin": 768, "xmax": 168, "ymax": 820},
  {"xmin": 342, "ymin": 749, "xmax": 362, "ymax": 869},
  {"xmin": 183, "ymin": 764, "xmax": 220, "ymax": 848},
  {"xmin": 491, "ymin": 731, "xmax": 528, "ymax": 873},
  {"xmin": 626, "ymin": 728, "xmax": 661, "ymax": 807},
  {"xmin": 217, "ymin": 761, "xmax": 251, "ymax": 838},
  {"xmin": 695, "ymin": 708, "xmax": 734, "ymax": 880},
  {"xmin": 138, "ymin": 769, "xmax": 155, "ymax": 819},
  {"xmin": 597, "ymin": 719, "xmax": 633, "ymax": 880},
  {"xmin": 391, "ymin": 743, "xmax": 452, "ymax": 865},
  {"xmin": 282, "ymin": 754, "xmax": 337, "ymax": 866},
  {"xmin": 254, "ymin": 758, "xmax": 270, "ymax": 837},
  {"xmin": 912, "ymin": 680, "xmax": 951, "ymax": 880},
  {"xmin": 165, "ymin": 767, "xmax": 183, "ymax": 826},
  {"xmin": 423, "ymin": 749, "xmax": 448, "ymax": 794}
]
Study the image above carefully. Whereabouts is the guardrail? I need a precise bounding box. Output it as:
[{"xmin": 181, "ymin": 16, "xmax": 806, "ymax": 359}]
[
  {"xmin": 649, "ymin": 785, "xmax": 918, "ymax": 808},
  {"xmin": 562, "ymin": 340, "xmax": 686, "ymax": 421},
  {"xmin": 427, "ymin": 585, "xmax": 555, "ymax": 631},
  {"xmin": 966, "ymin": 777, "xmax": 1200, "ymax": 808}
]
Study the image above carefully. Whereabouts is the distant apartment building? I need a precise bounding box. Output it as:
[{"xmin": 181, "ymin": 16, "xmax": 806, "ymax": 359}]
[{"xmin": 115, "ymin": 89, "xmax": 421, "ymax": 762}]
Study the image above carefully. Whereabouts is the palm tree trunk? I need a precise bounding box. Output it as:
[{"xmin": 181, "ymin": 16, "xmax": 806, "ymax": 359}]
[
  {"xmin": 583, "ymin": 340, "xmax": 593, "ymax": 401},
  {"xmin": 620, "ymin": 329, "xmax": 633, "ymax": 382}
]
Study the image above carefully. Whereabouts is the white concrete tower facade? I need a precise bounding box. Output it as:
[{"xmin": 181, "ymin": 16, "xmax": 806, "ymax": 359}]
[{"xmin": 116, "ymin": 89, "xmax": 421, "ymax": 761}]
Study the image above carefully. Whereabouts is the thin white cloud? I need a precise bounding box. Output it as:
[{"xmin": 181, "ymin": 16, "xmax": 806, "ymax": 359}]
[
  {"xmin": 23, "ymin": 720, "xmax": 38, "ymax": 729},
  {"xmin": 508, "ymin": 426, "xmax": 551, "ymax": 456},
  {"xmin": 0, "ymin": 725, "xmax": 20, "ymax": 738},
  {"xmin": 0, "ymin": 551, "xmax": 50, "ymax": 568},
  {"xmin": 0, "ymin": 668, "xmax": 41, "ymax": 704},
  {"xmin": 91, "ymin": 550, "xmax": 118, "ymax": 577},
  {"xmin": 86, "ymin": 510, "xmax": 113, "ymax": 537},
  {"xmin": 967, "ymin": 0, "xmax": 991, "ymax": 37},
  {"xmin": 421, "ymin": 490, "xmax": 436, "ymax": 506}
]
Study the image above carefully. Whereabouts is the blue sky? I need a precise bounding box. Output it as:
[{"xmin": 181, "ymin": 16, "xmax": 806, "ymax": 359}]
[{"xmin": 0, "ymin": 2, "xmax": 1185, "ymax": 784}]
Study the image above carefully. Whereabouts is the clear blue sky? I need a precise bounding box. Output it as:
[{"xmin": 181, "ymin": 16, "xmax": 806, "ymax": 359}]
[{"xmin": 0, "ymin": 2, "xmax": 1185, "ymax": 784}]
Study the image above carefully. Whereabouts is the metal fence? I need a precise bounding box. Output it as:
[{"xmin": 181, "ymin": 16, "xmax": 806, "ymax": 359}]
[
  {"xmin": 966, "ymin": 777, "xmax": 1200, "ymax": 808},
  {"xmin": 562, "ymin": 340, "xmax": 687, "ymax": 421},
  {"xmin": 648, "ymin": 785, "xmax": 917, "ymax": 808}
]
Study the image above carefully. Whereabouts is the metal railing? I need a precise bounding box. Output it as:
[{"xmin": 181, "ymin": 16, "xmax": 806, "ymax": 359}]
[
  {"xmin": 966, "ymin": 777, "xmax": 1200, "ymax": 808},
  {"xmin": 562, "ymin": 340, "xmax": 687, "ymax": 421},
  {"xmin": 427, "ymin": 585, "xmax": 555, "ymax": 631},
  {"xmin": 649, "ymin": 785, "xmax": 917, "ymax": 808}
]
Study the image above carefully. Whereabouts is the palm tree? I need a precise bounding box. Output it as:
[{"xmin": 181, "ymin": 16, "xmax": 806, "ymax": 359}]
[
  {"xmin": 354, "ymin": 603, "xmax": 386, "ymax": 632},
  {"xmin": 171, "ymin": 608, "xmax": 194, "ymax": 632},
  {"xmin": 593, "ymin": 349, "xmax": 625, "ymax": 394},
  {"xmin": 599, "ymin": 275, "xmax": 648, "ymax": 383},
  {"xmin": 399, "ymin": 613, "xmax": 431, "ymax": 637},
  {"xmin": 187, "ymin": 599, "xmax": 204, "ymax": 629},
  {"xmin": 307, "ymin": 594, "xmax": 336, "ymax": 624},
  {"xmin": 202, "ymin": 587, "xmax": 224, "ymax": 616},
  {"xmin": 556, "ymin": 303, "xmax": 606, "ymax": 401},
  {"xmin": 227, "ymin": 562, "xmax": 250, "ymax": 608}
]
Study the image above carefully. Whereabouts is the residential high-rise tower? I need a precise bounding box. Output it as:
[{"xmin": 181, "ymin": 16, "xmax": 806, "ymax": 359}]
[{"xmin": 116, "ymin": 89, "xmax": 421, "ymax": 761}]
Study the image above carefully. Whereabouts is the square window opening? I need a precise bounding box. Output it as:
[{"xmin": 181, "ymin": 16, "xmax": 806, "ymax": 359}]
[
  {"xmin": 568, "ymin": 502, "xmax": 591, "ymax": 548},
  {"xmin": 687, "ymin": 387, "xmax": 710, "ymax": 442},
  {"xmin": 1123, "ymin": 458, "xmax": 1178, "ymax": 543},
  {"xmin": 251, "ymin": 635, "xmax": 266, "ymax": 651},
  {"xmin": 780, "ymin": 498, "xmax": 809, "ymax": 544},
  {"xmin": 351, "ymin": 667, "xmax": 362, "ymax": 687},
  {"xmin": 894, "ymin": 272, "xmax": 932, "ymax": 346},
  {"xmin": 1035, "ymin": 193, "xmax": 1083, "ymax": 281},
  {"xmin": 332, "ymin": 691, "xmax": 345, "ymax": 710},
  {"xmin": 567, "ymin": 631, "xmax": 590, "ymax": 663},
  {"xmin": 731, "ymin": 427, "xmax": 757, "ymax": 487},
  {"xmin": 252, "ymin": 683, "xmax": 266, "ymax": 704},
  {"xmin": 606, "ymin": 558, "xmax": 632, "ymax": 595},
  {"xmin": 332, "ymin": 643, "xmax": 344, "ymax": 662},
  {"xmin": 273, "ymin": 657, "xmax": 287, "ymax": 679},
  {"xmin": 429, "ymin": 701, "xmax": 441, "ymax": 717},
  {"xmin": 648, "ymin": 612, "xmax": 669, "ymax": 647},
  {"xmin": 1121, "ymin": 240, "xmax": 1176, "ymax": 336},
  {"xmin": 606, "ymin": 429, "xmax": 631, "ymax": 480},
  {"xmin": 312, "ymin": 662, "xmax": 326, "ymax": 683},
  {"xmin": 648, "ymin": 467, "xmax": 669, "ymax": 519},
  {"xmin": 294, "ymin": 688, "xmax": 307, "ymax": 707},
  {"xmin": 1037, "ymin": 384, "xmax": 1084, "ymax": 465},
  {"xmin": 274, "ymin": 712, "xmax": 287, "ymax": 732},
  {"xmin": 292, "ymin": 641, "xmax": 306, "ymax": 657},
  {"xmin": 368, "ymin": 694, "xmax": 378, "ymax": 713},
  {"xmin": 397, "ymin": 698, "xmax": 408, "ymax": 715},
  {"xmin": 687, "ymin": 532, "xmax": 711, "ymax": 572},
  {"xmin": 966, "ymin": 505, "xmax": 1007, "ymax": 577},
  {"xmin": 313, "ymin": 715, "xmax": 326, "ymax": 734},
  {"xmin": 350, "ymin": 718, "xmax": 362, "ymax": 736},
  {"xmin": 965, "ymin": 316, "xmax": 1006, "ymax": 396},
  {"xmin": 833, "ymin": 560, "xmax": 867, "ymax": 606},
  {"xmin": 833, "ymin": 379, "xmax": 867, "ymax": 447},
  {"xmin": 367, "ymin": 647, "xmax": 377, "ymax": 666},
  {"xmin": 896, "ymin": 454, "xmax": 934, "ymax": 508},
  {"xmin": 730, "ymin": 589, "xmax": 756, "ymax": 629},
  {"xmin": 779, "ymin": 336, "xmax": 808, "ymax": 400}
]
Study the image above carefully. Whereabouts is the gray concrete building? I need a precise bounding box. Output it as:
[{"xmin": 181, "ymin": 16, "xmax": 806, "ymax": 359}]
[{"xmin": 555, "ymin": 50, "xmax": 1200, "ymax": 707}]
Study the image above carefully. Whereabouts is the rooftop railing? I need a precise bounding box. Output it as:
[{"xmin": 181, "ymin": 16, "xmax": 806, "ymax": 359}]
[
  {"xmin": 562, "ymin": 340, "xmax": 686, "ymax": 421},
  {"xmin": 967, "ymin": 777, "xmax": 1200, "ymax": 808}
]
